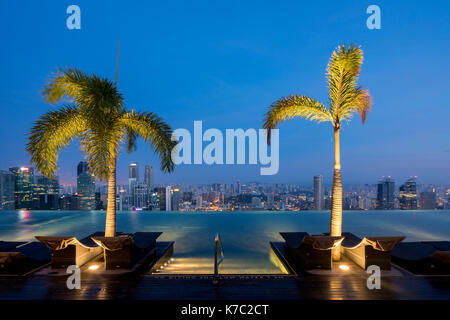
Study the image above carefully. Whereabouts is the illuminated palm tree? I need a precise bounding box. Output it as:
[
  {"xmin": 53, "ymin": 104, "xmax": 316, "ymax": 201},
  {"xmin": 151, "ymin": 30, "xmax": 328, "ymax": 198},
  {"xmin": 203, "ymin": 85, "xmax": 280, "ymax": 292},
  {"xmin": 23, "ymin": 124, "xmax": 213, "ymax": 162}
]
[
  {"xmin": 263, "ymin": 44, "xmax": 372, "ymax": 260},
  {"xmin": 27, "ymin": 67, "xmax": 175, "ymax": 236}
]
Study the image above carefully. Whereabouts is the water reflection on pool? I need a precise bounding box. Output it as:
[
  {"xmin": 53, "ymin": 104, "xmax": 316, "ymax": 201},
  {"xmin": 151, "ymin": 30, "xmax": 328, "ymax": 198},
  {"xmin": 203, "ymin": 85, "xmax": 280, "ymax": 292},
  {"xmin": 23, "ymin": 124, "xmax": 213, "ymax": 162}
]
[{"xmin": 0, "ymin": 210, "xmax": 449, "ymax": 274}]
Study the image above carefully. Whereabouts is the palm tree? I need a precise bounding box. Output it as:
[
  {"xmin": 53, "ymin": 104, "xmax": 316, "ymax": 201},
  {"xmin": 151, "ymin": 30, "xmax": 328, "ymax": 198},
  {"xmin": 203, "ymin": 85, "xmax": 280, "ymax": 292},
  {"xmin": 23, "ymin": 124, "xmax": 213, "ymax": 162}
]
[
  {"xmin": 263, "ymin": 44, "xmax": 372, "ymax": 260},
  {"xmin": 27, "ymin": 67, "xmax": 176, "ymax": 237}
]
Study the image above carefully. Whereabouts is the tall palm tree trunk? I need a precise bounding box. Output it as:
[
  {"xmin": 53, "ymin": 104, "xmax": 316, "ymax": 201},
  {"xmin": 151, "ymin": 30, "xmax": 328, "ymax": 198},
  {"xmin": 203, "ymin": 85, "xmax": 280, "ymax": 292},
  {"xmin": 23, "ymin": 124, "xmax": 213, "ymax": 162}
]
[
  {"xmin": 330, "ymin": 127, "xmax": 342, "ymax": 261},
  {"xmin": 105, "ymin": 157, "xmax": 117, "ymax": 237}
]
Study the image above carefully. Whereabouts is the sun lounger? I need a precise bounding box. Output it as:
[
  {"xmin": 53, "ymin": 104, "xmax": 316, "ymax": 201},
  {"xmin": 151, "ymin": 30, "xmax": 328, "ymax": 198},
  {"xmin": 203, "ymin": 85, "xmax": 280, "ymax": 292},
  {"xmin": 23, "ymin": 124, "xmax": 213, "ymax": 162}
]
[
  {"xmin": 391, "ymin": 241, "xmax": 450, "ymax": 275},
  {"xmin": 340, "ymin": 232, "xmax": 405, "ymax": 270},
  {"xmin": 92, "ymin": 232, "xmax": 162, "ymax": 270},
  {"xmin": 280, "ymin": 232, "xmax": 344, "ymax": 270},
  {"xmin": 0, "ymin": 242, "xmax": 51, "ymax": 276},
  {"xmin": 36, "ymin": 232, "xmax": 105, "ymax": 269}
]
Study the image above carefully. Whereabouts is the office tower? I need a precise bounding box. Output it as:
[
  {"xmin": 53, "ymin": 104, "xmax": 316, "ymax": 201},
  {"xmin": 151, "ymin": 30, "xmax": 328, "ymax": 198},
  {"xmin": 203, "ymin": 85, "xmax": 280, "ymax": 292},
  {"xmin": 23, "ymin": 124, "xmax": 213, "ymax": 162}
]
[
  {"xmin": 129, "ymin": 162, "xmax": 139, "ymax": 180},
  {"xmin": 195, "ymin": 195, "xmax": 203, "ymax": 209},
  {"xmin": 420, "ymin": 192, "xmax": 436, "ymax": 210},
  {"xmin": 144, "ymin": 165, "xmax": 154, "ymax": 189},
  {"xmin": 0, "ymin": 170, "xmax": 15, "ymax": 210},
  {"xmin": 128, "ymin": 163, "xmax": 139, "ymax": 207},
  {"xmin": 34, "ymin": 176, "xmax": 59, "ymax": 210},
  {"xmin": 171, "ymin": 188, "xmax": 182, "ymax": 211},
  {"xmin": 9, "ymin": 167, "xmax": 34, "ymax": 210},
  {"xmin": 266, "ymin": 193, "xmax": 275, "ymax": 209},
  {"xmin": 313, "ymin": 175, "xmax": 325, "ymax": 210},
  {"xmin": 183, "ymin": 192, "xmax": 193, "ymax": 202},
  {"xmin": 131, "ymin": 182, "xmax": 148, "ymax": 209},
  {"xmin": 154, "ymin": 187, "xmax": 166, "ymax": 211},
  {"xmin": 399, "ymin": 178, "xmax": 418, "ymax": 210},
  {"xmin": 165, "ymin": 186, "xmax": 172, "ymax": 211},
  {"xmin": 376, "ymin": 177, "xmax": 395, "ymax": 210},
  {"xmin": 77, "ymin": 162, "xmax": 89, "ymax": 176},
  {"xmin": 77, "ymin": 161, "xmax": 95, "ymax": 210},
  {"xmin": 236, "ymin": 180, "xmax": 241, "ymax": 195}
]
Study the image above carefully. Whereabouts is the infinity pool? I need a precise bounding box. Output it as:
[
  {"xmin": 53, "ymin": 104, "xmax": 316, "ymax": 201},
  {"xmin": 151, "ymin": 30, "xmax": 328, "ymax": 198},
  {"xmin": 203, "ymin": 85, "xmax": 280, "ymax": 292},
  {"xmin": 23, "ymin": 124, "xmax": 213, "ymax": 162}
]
[{"xmin": 0, "ymin": 210, "xmax": 449, "ymax": 274}]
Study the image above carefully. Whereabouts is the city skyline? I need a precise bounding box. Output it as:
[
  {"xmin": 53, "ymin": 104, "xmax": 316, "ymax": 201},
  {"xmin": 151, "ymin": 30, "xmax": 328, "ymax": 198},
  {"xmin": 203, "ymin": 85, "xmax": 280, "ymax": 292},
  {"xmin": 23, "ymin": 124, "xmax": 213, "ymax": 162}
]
[
  {"xmin": 2, "ymin": 161, "xmax": 448, "ymax": 212},
  {"xmin": 0, "ymin": 1, "xmax": 449, "ymax": 185}
]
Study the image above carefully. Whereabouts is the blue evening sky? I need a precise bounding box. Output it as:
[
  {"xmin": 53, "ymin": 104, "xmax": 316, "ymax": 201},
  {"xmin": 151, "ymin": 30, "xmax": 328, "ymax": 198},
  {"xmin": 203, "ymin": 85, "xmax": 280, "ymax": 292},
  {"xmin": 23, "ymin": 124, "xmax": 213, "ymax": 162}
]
[{"xmin": 0, "ymin": 1, "xmax": 449, "ymax": 186}]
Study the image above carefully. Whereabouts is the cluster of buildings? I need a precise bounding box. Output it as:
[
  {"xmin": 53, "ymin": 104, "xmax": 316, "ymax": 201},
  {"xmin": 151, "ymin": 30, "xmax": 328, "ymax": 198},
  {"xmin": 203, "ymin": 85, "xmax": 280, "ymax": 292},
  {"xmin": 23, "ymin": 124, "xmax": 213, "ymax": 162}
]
[
  {"xmin": 0, "ymin": 163, "xmax": 95, "ymax": 211},
  {"xmin": 0, "ymin": 163, "xmax": 449, "ymax": 212}
]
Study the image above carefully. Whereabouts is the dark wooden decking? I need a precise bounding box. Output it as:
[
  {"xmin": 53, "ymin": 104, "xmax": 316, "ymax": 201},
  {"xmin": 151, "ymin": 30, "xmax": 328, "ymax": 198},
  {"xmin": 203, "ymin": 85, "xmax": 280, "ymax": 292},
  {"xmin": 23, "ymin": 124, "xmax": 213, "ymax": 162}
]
[
  {"xmin": 1, "ymin": 268, "xmax": 450, "ymax": 300},
  {"xmin": 1, "ymin": 240, "xmax": 450, "ymax": 300}
]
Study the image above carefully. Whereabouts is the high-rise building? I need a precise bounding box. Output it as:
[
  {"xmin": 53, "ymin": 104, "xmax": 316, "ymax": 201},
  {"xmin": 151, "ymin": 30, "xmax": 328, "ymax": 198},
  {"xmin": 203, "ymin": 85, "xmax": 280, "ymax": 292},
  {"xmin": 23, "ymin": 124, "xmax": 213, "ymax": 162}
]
[
  {"xmin": 144, "ymin": 165, "xmax": 154, "ymax": 189},
  {"xmin": 128, "ymin": 163, "xmax": 139, "ymax": 207},
  {"xmin": 77, "ymin": 162, "xmax": 89, "ymax": 176},
  {"xmin": 165, "ymin": 186, "xmax": 172, "ymax": 211},
  {"xmin": 194, "ymin": 195, "xmax": 203, "ymax": 209},
  {"xmin": 77, "ymin": 161, "xmax": 95, "ymax": 210},
  {"xmin": 420, "ymin": 192, "xmax": 436, "ymax": 210},
  {"xmin": 34, "ymin": 176, "xmax": 59, "ymax": 210},
  {"xmin": 9, "ymin": 167, "xmax": 34, "ymax": 210},
  {"xmin": 171, "ymin": 188, "xmax": 182, "ymax": 211},
  {"xmin": 236, "ymin": 180, "xmax": 241, "ymax": 195},
  {"xmin": 129, "ymin": 162, "xmax": 139, "ymax": 180},
  {"xmin": 0, "ymin": 170, "xmax": 15, "ymax": 210},
  {"xmin": 313, "ymin": 175, "xmax": 325, "ymax": 210},
  {"xmin": 399, "ymin": 178, "xmax": 418, "ymax": 210},
  {"xmin": 130, "ymin": 182, "xmax": 148, "ymax": 209},
  {"xmin": 154, "ymin": 187, "xmax": 167, "ymax": 211},
  {"xmin": 266, "ymin": 193, "xmax": 275, "ymax": 209},
  {"xmin": 376, "ymin": 177, "xmax": 395, "ymax": 210}
]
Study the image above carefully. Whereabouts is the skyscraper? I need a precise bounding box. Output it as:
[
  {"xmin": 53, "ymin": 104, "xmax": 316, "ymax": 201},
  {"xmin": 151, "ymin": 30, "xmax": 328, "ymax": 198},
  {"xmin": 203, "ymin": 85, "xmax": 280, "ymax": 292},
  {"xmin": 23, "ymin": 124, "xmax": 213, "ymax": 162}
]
[
  {"xmin": 313, "ymin": 175, "xmax": 324, "ymax": 210},
  {"xmin": 9, "ymin": 167, "xmax": 34, "ymax": 210},
  {"xmin": 399, "ymin": 178, "xmax": 417, "ymax": 210},
  {"xmin": 77, "ymin": 161, "xmax": 89, "ymax": 176},
  {"xmin": 129, "ymin": 162, "xmax": 139, "ymax": 180},
  {"xmin": 77, "ymin": 161, "xmax": 95, "ymax": 210},
  {"xmin": 128, "ymin": 163, "xmax": 139, "ymax": 207},
  {"xmin": 0, "ymin": 170, "xmax": 15, "ymax": 210},
  {"xmin": 34, "ymin": 176, "xmax": 59, "ymax": 210},
  {"xmin": 165, "ymin": 186, "xmax": 172, "ymax": 211},
  {"xmin": 420, "ymin": 192, "xmax": 436, "ymax": 210},
  {"xmin": 144, "ymin": 165, "xmax": 154, "ymax": 189},
  {"xmin": 236, "ymin": 180, "xmax": 241, "ymax": 195},
  {"xmin": 376, "ymin": 177, "xmax": 395, "ymax": 210}
]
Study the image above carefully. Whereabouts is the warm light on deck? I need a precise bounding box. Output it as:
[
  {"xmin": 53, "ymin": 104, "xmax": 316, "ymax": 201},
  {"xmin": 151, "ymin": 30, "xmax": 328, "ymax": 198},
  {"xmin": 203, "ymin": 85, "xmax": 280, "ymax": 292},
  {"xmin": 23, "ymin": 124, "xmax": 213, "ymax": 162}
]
[
  {"xmin": 339, "ymin": 265, "xmax": 350, "ymax": 271},
  {"xmin": 88, "ymin": 265, "xmax": 100, "ymax": 271}
]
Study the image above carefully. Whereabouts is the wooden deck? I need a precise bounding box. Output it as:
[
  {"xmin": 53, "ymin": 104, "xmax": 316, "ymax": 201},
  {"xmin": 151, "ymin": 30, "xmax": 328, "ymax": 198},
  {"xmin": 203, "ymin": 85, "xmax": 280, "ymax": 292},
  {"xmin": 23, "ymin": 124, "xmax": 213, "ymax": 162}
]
[
  {"xmin": 0, "ymin": 265, "xmax": 449, "ymax": 300},
  {"xmin": 0, "ymin": 240, "xmax": 449, "ymax": 300}
]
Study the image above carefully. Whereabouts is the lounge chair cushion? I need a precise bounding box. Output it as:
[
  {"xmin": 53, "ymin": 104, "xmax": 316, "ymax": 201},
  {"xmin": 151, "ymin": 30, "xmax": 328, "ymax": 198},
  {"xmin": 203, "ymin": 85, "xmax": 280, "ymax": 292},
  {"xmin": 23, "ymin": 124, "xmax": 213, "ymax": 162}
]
[
  {"xmin": 35, "ymin": 236, "xmax": 80, "ymax": 250},
  {"xmin": 91, "ymin": 235, "xmax": 134, "ymax": 251},
  {"xmin": 431, "ymin": 251, "xmax": 450, "ymax": 264},
  {"xmin": 362, "ymin": 236, "xmax": 405, "ymax": 252},
  {"xmin": 303, "ymin": 236, "xmax": 344, "ymax": 250},
  {"xmin": 0, "ymin": 252, "xmax": 27, "ymax": 265}
]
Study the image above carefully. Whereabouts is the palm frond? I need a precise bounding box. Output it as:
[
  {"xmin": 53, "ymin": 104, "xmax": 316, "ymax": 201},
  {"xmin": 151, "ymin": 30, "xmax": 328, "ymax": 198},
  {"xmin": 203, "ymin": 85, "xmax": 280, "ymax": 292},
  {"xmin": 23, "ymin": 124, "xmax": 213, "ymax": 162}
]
[
  {"xmin": 26, "ymin": 105, "xmax": 85, "ymax": 178},
  {"xmin": 263, "ymin": 95, "xmax": 332, "ymax": 144},
  {"xmin": 120, "ymin": 111, "xmax": 176, "ymax": 173},
  {"xmin": 326, "ymin": 44, "xmax": 371, "ymax": 125},
  {"xmin": 78, "ymin": 121, "xmax": 124, "ymax": 180},
  {"xmin": 43, "ymin": 67, "xmax": 123, "ymax": 113}
]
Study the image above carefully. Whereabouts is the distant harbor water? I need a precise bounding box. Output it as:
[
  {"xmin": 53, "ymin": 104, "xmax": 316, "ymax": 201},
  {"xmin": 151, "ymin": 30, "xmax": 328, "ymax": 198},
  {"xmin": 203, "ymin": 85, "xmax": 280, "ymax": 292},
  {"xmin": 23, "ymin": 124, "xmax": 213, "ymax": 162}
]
[{"xmin": 0, "ymin": 210, "xmax": 449, "ymax": 274}]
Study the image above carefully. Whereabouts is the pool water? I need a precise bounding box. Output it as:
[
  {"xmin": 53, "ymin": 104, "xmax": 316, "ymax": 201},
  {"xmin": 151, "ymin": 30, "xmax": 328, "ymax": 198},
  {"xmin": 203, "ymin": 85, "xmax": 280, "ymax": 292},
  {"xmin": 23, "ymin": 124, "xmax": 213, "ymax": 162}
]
[{"xmin": 0, "ymin": 210, "xmax": 449, "ymax": 274}]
